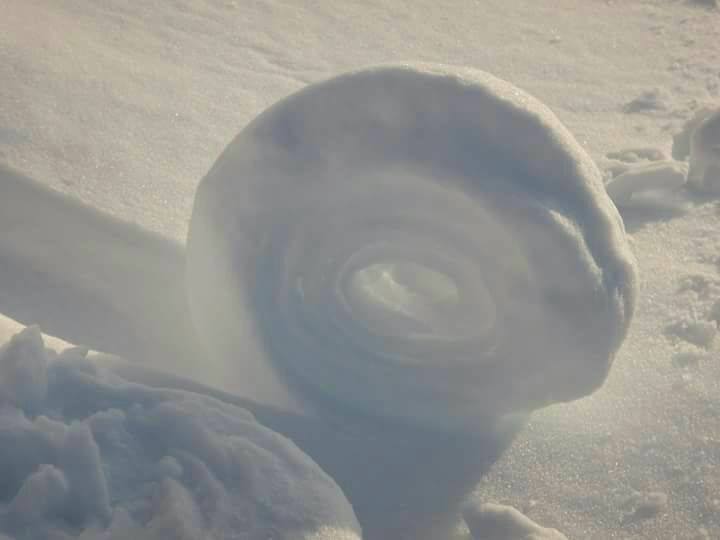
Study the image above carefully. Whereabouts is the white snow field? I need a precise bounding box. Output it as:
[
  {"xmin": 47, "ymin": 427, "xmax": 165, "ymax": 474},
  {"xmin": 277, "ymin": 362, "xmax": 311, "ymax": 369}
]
[{"xmin": 1, "ymin": 1, "xmax": 720, "ymax": 539}]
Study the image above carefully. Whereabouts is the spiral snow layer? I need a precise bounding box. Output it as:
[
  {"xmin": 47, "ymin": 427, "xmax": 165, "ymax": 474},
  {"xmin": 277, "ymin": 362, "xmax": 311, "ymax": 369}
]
[{"xmin": 187, "ymin": 64, "xmax": 638, "ymax": 429}]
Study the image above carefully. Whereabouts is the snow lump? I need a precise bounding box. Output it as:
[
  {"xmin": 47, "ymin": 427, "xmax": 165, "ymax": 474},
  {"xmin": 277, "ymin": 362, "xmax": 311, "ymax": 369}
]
[{"xmin": 0, "ymin": 326, "xmax": 361, "ymax": 540}]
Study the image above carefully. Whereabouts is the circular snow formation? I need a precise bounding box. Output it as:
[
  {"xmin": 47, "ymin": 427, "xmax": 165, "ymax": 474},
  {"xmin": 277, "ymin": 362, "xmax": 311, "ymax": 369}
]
[{"xmin": 187, "ymin": 64, "xmax": 638, "ymax": 431}]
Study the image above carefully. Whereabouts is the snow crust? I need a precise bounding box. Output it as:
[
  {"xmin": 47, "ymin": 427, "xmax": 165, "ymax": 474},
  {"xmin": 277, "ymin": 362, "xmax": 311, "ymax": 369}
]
[{"xmin": 0, "ymin": 327, "xmax": 360, "ymax": 540}]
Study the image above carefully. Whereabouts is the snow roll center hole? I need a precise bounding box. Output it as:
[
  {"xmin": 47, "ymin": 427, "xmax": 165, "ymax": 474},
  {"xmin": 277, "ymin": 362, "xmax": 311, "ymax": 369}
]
[{"xmin": 340, "ymin": 255, "xmax": 497, "ymax": 344}]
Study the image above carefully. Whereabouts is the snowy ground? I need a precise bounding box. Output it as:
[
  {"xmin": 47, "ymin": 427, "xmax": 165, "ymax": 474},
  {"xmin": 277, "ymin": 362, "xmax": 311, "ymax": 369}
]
[{"xmin": 1, "ymin": 1, "xmax": 720, "ymax": 539}]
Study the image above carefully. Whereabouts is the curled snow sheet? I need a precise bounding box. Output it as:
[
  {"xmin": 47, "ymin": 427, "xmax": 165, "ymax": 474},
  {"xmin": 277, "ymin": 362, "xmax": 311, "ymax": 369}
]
[
  {"xmin": 187, "ymin": 64, "xmax": 638, "ymax": 430},
  {"xmin": 0, "ymin": 327, "xmax": 360, "ymax": 540}
]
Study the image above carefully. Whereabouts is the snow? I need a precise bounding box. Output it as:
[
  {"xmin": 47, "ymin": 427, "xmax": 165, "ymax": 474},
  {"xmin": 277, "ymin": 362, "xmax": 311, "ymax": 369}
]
[
  {"xmin": 687, "ymin": 109, "xmax": 720, "ymax": 193},
  {"xmin": 1, "ymin": 1, "xmax": 720, "ymax": 539},
  {"xmin": 0, "ymin": 324, "xmax": 48, "ymax": 412},
  {"xmin": 0, "ymin": 327, "xmax": 361, "ymax": 540},
  {"xmin": 186, "ymin": 63, "xmax": 637, "ymax": 429},
  {"xmin": 462, "ymin": 501, "xmax": 568, "ymax": 540},
  {"xmin": 605, "ymin": 160, "xmax": 688, "ymax": 208}
]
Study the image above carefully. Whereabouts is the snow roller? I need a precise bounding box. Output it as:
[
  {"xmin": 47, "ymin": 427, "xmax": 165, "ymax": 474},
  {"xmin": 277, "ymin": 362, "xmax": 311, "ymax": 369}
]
[{"xmin": 186, "ymin": 64, "xmax": 638, "ymax": 539}]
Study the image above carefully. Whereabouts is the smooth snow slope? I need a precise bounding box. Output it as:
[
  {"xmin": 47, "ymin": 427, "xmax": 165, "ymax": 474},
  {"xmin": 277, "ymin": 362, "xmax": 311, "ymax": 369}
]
[
  {"xmin": 0, "ymin": 165, "xmax": 199, "ymax": 371},
  {"xmin": 1, "ymin": 1, "xmax": 720, "ymax": 539}
]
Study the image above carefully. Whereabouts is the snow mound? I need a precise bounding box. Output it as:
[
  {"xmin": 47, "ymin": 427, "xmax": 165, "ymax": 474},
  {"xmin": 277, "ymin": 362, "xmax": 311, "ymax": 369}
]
[{"xmin": 0, "ymin": 327, "xmax": 360, "ymax": 540}]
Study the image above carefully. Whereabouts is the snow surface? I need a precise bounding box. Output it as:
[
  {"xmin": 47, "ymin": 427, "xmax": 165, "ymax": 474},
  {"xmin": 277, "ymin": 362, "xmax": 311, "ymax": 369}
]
[{"xmin": 1, "ymin": 1, "xmax": 720, "ymax": 539}]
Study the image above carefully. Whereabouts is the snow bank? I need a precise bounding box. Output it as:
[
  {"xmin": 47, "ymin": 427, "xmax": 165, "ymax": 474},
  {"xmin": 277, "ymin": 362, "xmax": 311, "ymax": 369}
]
[{"xmin": 0, "ymin": 327, "xmax": 360, "ymax": 540}]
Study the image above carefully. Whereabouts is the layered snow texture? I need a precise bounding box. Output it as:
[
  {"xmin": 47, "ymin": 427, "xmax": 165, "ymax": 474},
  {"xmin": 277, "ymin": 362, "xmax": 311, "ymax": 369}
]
[
  {"xmin": 687, "ymin": 108, "xmax": 720, "ymax": 194},
  {"xmin": 188, "ymin": 64, "xmax": 639, "ymax": 428},
  {"xmin": 0, "ymin": 326, "xmax": 361, "ymax": 540}
]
